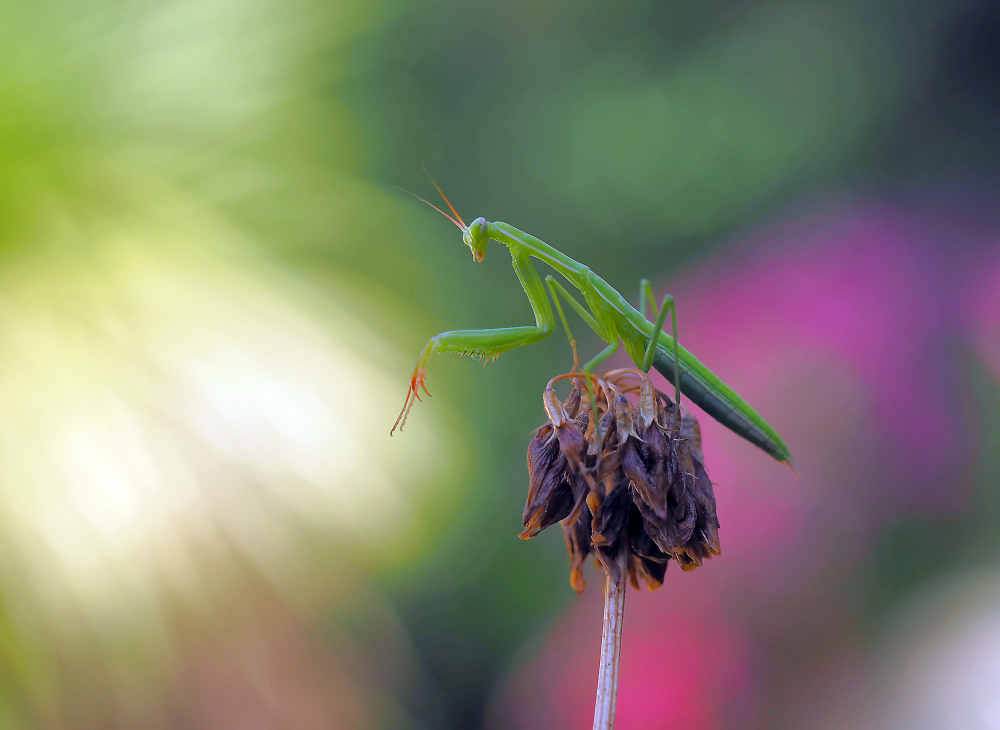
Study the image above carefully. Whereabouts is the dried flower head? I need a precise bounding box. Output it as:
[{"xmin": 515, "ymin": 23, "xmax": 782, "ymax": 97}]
[{"xmin": 520, "ymin": 369, "xmax": 720, "ymax": 591}]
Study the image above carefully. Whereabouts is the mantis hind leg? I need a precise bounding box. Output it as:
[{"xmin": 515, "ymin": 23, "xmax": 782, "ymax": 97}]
[{"xmin": 639, "ymin": 280, "xmax": 680, "ymax": 415}]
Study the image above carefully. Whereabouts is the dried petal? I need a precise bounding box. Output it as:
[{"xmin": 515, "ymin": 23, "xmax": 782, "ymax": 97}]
[
  {"xmin": 587, "ymin": 408, "xmax": 617, "ymax": 457},
  {"xmin": 650, "ymin": 440, "xmax": 721, "ymax": 567},
  {"xmin": 591, "ymin": 475, "xmax": 632, "ymax": 585},
  {"xmin": 555, "ymin": 420, "xmax": 588, "ymax": 474},
  {"xmin": 522, "ymin": 424, "xmax": 571, "ymax": 538},
  {"xmin": 627, "ymin": 506, "xmax": 670, "ymax": 589},
  {"xmin": 591, "ymin": 475, "xmax": 631, "ymax": 547},
  {"xmin": 563, "ymin": 505, "xmax": 592, "ymax": 592},
  {"xmin": 606, "ymin": 383, "xmax": 640, "ymax": 448},
  {"xmin": 521, "ymin": 479, "xmax": 575, "ymax": 539},
  {"xmin": 563, "ymin": 380, "xmax": 585, "ymax": 419},
  {"xmin": 621, "ymin": 422, "xmax": 677, "ymax": 519},
  {"xmin": 680, "ymin": 412, "xmax": 703, "ymax": 463},
  {"xmin": 691, "ymin": 458, "xmax": 721, "ymax": 555}
]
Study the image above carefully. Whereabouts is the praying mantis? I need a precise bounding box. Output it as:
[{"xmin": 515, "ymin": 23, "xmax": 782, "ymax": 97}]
[{"xmin": 391, "ymin": 178, "xmax": 793, "ymax": 468}]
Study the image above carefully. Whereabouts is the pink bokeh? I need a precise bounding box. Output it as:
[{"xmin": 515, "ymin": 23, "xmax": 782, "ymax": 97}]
[
  {"xmin": 634, "ymin": 202, "xmax": 973, "ymax": 598},
  {"xmin": 962, "ymin": 239, "xmax": 1000, "ymax": 379},
  {"xmin": 490, "ymin": 583, "xmax": 752, "ymax": 730},
  {"xmin": 492, "ymin": 197, "xmax": 1000, "ymax": 728},
  {"xmin": 667, "ymin": 203, "xmax": 959, "ymax": 491}
]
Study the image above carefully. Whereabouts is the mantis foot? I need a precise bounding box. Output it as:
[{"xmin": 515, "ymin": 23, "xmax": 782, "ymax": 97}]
[{"xmin": 391, "ymin": 346, "xmax": 433, "ymax": 435}]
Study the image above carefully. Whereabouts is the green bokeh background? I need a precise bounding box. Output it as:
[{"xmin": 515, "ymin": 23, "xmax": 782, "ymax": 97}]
[{"xmin": 1, "ymin": 0, "xmax": 999, "ymax": 727}]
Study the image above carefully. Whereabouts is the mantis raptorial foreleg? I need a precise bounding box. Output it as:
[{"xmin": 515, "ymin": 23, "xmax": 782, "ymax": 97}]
[
  {"xmin": 639, "ymin": 280, "xmax": 681, "ymax": 427},
  {"xmin": 392, "ymin": 248, "xmax": 555, "ymax": 434}
]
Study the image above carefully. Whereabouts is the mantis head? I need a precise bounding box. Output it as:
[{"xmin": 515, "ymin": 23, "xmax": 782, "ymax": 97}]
[
  {"xmin": 399, "ymin": 169, "xmax": 487, "ymax": 261},
  {"xmin": 464, "ymin": 217, "xmax": 488, "ymax": 262}
]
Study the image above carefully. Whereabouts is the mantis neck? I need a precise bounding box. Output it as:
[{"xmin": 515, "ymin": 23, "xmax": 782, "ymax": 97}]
[{"xmin": 487, "ymin": 222, "xmax": 590, "ymax": 286}]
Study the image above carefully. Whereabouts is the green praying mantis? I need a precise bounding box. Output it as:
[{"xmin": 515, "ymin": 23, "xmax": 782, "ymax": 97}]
[{"xmin": 391, "ymin": 177, "xmax": 793, "ymax": 468}]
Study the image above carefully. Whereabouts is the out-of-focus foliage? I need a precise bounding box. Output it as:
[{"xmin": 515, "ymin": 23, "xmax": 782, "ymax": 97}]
[{"xmin": 1, "ymin": 0, "xmax": 999, "ymax": 727}]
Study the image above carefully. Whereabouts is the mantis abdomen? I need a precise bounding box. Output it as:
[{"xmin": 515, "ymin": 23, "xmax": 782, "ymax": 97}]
[{"xmin": 648, "ymin": 339, "xmax": 791, "ymax": 463}]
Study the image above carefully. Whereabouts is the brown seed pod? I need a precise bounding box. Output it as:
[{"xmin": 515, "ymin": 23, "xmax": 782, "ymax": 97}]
[{"xmin": 521, "ymin": 369, "xmax": 721, "ymax": 590}]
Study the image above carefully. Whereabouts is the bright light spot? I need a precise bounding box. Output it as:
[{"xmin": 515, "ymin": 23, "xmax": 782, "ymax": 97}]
[
  {"xmin": 0, "ymin": 228, "xmax": 454, "ymax": 618},
  {"xmin": 876, "ymin": 572, "xmax": 1000, "ymax": 730}
]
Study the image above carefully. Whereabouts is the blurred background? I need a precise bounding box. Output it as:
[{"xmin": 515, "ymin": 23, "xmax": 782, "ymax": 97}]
[{"xmin": 0, "ymin": 0, "xmax": 999, "ymax": 727}]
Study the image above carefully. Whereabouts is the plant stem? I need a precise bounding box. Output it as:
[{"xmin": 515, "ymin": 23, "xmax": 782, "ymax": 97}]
[{"xmin": 593, "ymin": 567, "xmax": 627, "ymax": 730}]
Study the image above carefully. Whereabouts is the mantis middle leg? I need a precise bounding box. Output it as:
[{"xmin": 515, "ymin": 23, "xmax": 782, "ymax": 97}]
[
  {"xmin": 545, "ymin": 275, "xmax": 617, "ymax": 429},
  {"xmin": 545, "ymin": 275, "xmax": 606, "ymax": 372}
]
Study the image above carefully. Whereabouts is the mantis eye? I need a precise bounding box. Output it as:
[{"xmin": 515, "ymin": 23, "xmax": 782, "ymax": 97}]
[{"xmin": 468, "ymin": 217, "xmax": 486, "ymax": 241}]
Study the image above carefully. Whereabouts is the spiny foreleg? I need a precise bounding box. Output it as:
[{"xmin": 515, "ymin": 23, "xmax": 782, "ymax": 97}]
[
  {"xmin": 392, "ymin": 247, "xmax": 556, "ymax": 434},
  {"xmin": 391, "ymin": 325, "xmax": 554, "ymax": 434}
]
